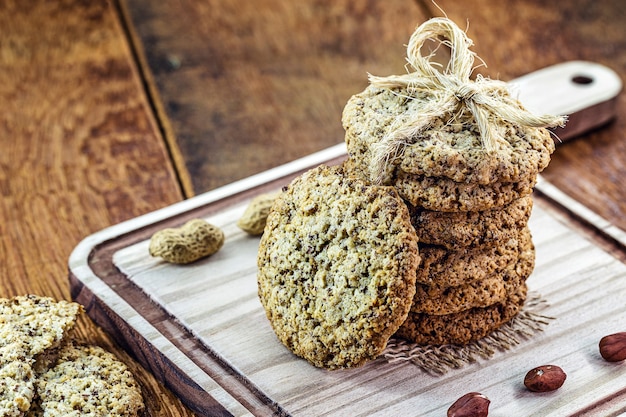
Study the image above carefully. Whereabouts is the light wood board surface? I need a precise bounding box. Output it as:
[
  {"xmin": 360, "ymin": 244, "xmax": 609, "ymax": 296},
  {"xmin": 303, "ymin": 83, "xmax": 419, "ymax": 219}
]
[{"xmin": 70, "ymin": 144, "xmax": 626, "ymax": 417}]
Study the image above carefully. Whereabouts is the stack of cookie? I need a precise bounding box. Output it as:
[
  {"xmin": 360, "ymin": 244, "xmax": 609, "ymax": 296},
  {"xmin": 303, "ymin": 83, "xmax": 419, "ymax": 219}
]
[
  {"xmin": 337, "ymin": 17, "xmax": 565, "ymax": 347},
  {"xmin": 341, "ymin": 79, "xmax": 557, "ymax": 347},
  {"xmin": 399, "ymin": 198, "xmax": 537, "ymax": 345},
  {"xmin": 256, "ymin": 17, "xmax": 564, "ymax": 369}
]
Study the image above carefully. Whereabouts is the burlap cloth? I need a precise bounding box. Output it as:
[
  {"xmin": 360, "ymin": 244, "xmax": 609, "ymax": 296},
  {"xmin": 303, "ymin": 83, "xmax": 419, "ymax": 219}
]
[{"xmin": 383, "ymin": 292, "xmax": 552, "ymax": 375}]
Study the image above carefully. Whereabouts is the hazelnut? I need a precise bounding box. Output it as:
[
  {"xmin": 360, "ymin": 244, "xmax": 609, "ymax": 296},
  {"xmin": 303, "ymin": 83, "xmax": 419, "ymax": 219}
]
[
  {"xmin": 447, "ymin": 392, "xmax": 490, "ymax": 417},
  {"xmin": 599, "ymin": 332, "xmax": 626, "ymax": 362},
  {"xmin": 524, "ymin": 365, "xmax": 566, "ymax": 392}
]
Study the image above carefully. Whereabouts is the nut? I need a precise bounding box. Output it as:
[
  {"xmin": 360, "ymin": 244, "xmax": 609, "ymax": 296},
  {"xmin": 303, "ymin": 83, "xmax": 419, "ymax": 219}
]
[
  {"xmin": 447, "ymin": 392, "xmax": 490, "ymax": 417},
  {"xmin": 599, "ymin": 332, "xmax": 626, "ymax": 362},
  {"xmin": 237, "ymin": 192, "xmax": 280, "ymax": 235},
  {"xmin": 149, "ymin": 219, "xmax": 224, "ymax": 264},
  {"xmin": 523, "ymin": 365, "xmax": 566, "ymax": 392}
]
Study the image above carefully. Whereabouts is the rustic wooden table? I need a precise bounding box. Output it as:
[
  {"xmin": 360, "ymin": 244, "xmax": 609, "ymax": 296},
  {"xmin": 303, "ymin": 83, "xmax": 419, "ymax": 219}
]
[{"xmin": 1, "ymin": 1, "xmax": 624, "ymax": 416}]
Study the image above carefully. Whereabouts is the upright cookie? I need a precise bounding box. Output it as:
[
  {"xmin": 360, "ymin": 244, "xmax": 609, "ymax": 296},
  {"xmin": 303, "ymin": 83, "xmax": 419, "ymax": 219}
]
[
  {"xmin": 35, "ymin": 344, "xmax": 145, "ymax": 417},
  {"xmin": 257, "ymin": 164, "xmax": 420, "ymax": 369}
]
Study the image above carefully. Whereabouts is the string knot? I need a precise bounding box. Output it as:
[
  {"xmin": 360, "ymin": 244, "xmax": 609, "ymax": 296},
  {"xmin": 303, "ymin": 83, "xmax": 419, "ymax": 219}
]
[
  {"xmin": 454, "ymin": 82, "xmax": 480, "ymax": 101},
  {"xmin": 366, "ymin": 17, "xmax": 566, "ymax": 185}
]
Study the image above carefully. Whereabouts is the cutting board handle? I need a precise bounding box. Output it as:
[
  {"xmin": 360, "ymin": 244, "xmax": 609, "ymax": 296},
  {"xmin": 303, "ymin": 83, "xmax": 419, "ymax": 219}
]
[{"xmin": 509, "ymin": 61, "xmax": 623, "ymax": 142}]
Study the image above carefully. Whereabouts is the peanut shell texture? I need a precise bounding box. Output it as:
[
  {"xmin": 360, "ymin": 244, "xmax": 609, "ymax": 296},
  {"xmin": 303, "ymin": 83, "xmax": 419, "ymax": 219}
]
[{"xmin": 149, "ymin": 219, "xmax": 224, "ymax": 264}]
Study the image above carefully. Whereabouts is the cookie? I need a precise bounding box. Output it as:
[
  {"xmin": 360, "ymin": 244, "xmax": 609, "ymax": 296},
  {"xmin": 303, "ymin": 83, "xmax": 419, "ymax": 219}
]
[
  {"xmin": 412, "ymin": 274, "xmax": 507, "ymax": 316},
  {"xmin": 417, "ymin": 227, "xmax": 534, "ymax": 289},
  {"xmin": 409, "ymin": 196, "xmax": 533, "ymax": 248},
  {"xmin": 392, "ymin": 171, "xmax": 537, "ymax": 212},
  {"xmin": 396, "ymin": 282, "xmax": 528, "ymax": 345},
  {"xmin": 0, "ymin": 295, "xmax": 84, "ymax": 416},
  {"xmin": 35, "ymin": 344, "xmax": 144, "ymax": 417},
  {"xmin": 342, "ymin": 84, "xmax": 555, "ymax": 186},
  {"xmin": 342, "ymin": 155, "xmax": 536, "ymax": 212},
  {"xmin": 411, "ymin": 249, "xmax": 533, "ymax": 315},
  {"xmin": 257, "ymin": 164, "xmax": 420, "ymax": 369},
  {"xmin": 0, "ymin": 295, "xmax": 83, "ymax": 357},
  {"xmin": 0, "ymin": 342, "xmax": 35, "ymax": 417}
]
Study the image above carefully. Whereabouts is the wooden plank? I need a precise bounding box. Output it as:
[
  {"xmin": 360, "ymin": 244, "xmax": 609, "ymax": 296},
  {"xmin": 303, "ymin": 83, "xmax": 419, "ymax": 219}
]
[
  {"xmin": 120, "ymin": 0, "xmax": 428, "ymax": 193},
  {"xmin": 69, "ymin": 144, "xmax": 626, "ymax": 416},
  {"xmin": 0, "ymin": 1, "xmax": 194, "ymax": 415},
  {"xmin": 121, "ymin": 0, "xmax": 625, "ymax": 234}
]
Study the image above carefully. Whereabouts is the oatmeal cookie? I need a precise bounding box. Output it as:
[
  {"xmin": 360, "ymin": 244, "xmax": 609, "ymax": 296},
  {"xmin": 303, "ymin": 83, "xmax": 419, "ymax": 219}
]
[
  {"xmin": 342, "ymin": 156, "xmax": 536, "ymax": 212},
  {"xmin": 342, "ymin": 85, "xmax": 555, "ymax": 186},
  {"xmin": 0, "ymin": 295, "xmax": 83, "ymax": 357},
  {"xmin": 409, "ymin": 196, "xmax": 533, "ymax": 248},
  {"xmin": 410, "ymin": 249, "xmax": 532, "ymax": 315},
  {"xmin": 0, "ymin": 295, "xmax": 84, "ymax": 416},
  {"xmin": 0, "ymin": 342, "xmax": 35, "ymax": 417},
  {"xmin": 416, "ymin": 227, "xmax": 534, "ymax": 289},
  {"xmin": 257, "ymin": 164, "xmax": 420, "ymax": 369},
  {"xmin": 35, "ymin": 344, "xmax": 144, "ymax": 417},
  {"xmin": 393, "ymin": 171, "xmax": 536, "ymax": 212},
  {"xmin": 396, "ymin": 282, "xmax": 528, "ymax": 345}
]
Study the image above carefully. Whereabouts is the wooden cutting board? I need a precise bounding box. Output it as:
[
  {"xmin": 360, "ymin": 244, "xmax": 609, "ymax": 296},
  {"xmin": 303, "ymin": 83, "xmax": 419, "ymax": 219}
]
[
  {"xmin": 69, "ymin": 142, "xmax": 626, "ymax": 417},
  {"xmin": 69, "ymin": 63, "xmax": 626, "ymax": 416}
]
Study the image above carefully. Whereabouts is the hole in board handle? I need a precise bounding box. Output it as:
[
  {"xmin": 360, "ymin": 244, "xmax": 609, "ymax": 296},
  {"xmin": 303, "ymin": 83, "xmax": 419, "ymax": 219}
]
[{"xmin": 571, "ymin": 74, "xmax": 594, "ymax": 85}]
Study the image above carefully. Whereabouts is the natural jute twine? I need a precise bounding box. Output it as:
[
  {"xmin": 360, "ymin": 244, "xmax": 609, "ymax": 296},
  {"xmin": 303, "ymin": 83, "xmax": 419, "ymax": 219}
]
[{"xmin": 368, "ymin": 18, "xmax": 566, "ymax": 184}]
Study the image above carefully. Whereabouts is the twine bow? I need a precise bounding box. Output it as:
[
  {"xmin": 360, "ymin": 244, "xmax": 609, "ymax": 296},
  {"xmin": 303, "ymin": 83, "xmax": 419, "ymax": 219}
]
[{"xmin": 367, "ymin": 18, "xmax": 566, "ymax": 184}]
